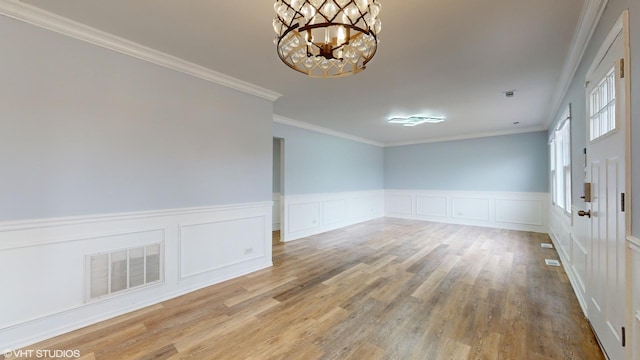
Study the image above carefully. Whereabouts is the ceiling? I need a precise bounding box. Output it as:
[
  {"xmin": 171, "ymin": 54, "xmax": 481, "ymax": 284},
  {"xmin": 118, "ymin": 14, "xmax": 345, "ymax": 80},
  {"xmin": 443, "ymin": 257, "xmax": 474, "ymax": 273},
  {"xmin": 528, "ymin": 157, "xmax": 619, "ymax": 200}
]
[{"xmin": 20, "ymin": 0, "xmax": 585, "ymax": 145}]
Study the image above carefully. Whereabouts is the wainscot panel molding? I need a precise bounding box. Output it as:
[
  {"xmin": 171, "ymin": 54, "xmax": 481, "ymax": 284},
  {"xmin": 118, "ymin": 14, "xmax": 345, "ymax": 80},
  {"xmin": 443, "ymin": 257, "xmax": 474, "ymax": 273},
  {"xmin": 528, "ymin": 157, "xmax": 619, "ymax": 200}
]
[
  {"xmin": 272, "ymin": 193, "xmax": 282, "ymax": 231},
  {"xmin": 548, "ymin": 205, "xmax": 588, "ymax": 315},
  {"xmin": 281, "ymin": 190, "xmax": 384, "ymax": 242},
  {"xmin": 0, "ymin": 202, "xmax": 272, "ymax": 351},
  {"xmin": 0, "ymin": 0, "xmax": 281, "ymax": 102},
  {"xmin": 385, "ymin": 190, "xmax": 549, "ymax": 233}
]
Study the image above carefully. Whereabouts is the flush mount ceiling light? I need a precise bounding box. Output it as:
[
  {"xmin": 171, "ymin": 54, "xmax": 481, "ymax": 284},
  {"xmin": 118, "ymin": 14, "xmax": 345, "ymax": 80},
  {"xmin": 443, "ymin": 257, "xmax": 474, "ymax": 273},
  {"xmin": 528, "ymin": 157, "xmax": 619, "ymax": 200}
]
[
  {"xmin": 388, "ymin": 116, "xmax": 446, "ymax": 127},
  {"xmin": 273, "ymin": 0, "xmax": 382, "ymax": 78}
]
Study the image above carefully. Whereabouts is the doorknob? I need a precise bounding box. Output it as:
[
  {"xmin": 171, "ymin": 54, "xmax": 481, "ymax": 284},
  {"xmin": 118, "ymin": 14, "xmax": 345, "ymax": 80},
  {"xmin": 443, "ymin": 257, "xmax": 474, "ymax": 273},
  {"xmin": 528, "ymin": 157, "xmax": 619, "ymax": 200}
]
[{"xmin": 578, "ymin": 210, "xmax": 591, "ymax": 218}]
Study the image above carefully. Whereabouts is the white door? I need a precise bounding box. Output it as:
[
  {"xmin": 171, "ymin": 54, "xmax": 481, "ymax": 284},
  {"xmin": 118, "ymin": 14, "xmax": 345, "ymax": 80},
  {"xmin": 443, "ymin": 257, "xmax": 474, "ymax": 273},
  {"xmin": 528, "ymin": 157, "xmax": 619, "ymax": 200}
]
[{"xmin": 583, "ymin": 25, "xmax": 627, "ymax": 360}]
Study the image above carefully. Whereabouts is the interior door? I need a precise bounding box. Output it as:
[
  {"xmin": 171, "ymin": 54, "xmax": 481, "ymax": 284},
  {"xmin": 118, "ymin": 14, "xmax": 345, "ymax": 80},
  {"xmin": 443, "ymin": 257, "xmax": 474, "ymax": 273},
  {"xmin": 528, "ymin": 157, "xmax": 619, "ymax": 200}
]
[{"xmin": 582, "ymin": 29, "xmax": 626, "ymax": 360}]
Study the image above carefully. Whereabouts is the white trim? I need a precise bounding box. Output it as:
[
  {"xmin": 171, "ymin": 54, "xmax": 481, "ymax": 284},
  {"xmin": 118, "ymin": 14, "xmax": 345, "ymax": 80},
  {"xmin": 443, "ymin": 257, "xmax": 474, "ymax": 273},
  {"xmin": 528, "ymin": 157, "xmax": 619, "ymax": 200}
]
[
  {"xmin": 585, "ymin": 12, "xmax": 624, "ymax": 80},
  {"xmin": 0, "ymin": 201, "xmax": 272, "ymax": 233},
  {"xmin": 545, "ymin": 0, "xmax": 608, "ymax": 129},
  {"xmin": 273, "ymin": 115, "xmax": 384, "ymax": 147},
  {"xmin": 621, "ymin": 10, "xmax": 632, "ymax": 239},
  {"xmin": 385, "ymin": 127, "xmax": 546, "ymax": 147},
  {"xmin": 274, "ymin": 114, "xmax": 546, "ymax": 147},
  {"xmin": 386, "ymin": 190, "xmax": 549, "ymax": 233},
  {"xmin": 281, "ymin": 190, "xmax": 384, "ymax": 242},
  {"xmin": 629, "ymin": 236, "xmax": 640, "ymax": 252},
  {"xmin": 0, "ymin": 0, "xmax": 281, "ymax": 102},
  {"xmin": 1, "ymin": 258, "xmax": 271, "ymax": 351},
  {"xmin": 0, "ymin": 201, "xmax": 273, "ymax": 350},
  {"xmin": 548, "ymin": 204, "xmax": 589, "ymax": 314},
  {"xmin": 178, "ymin": 216, "xmax": 267, "ymax": 280}
]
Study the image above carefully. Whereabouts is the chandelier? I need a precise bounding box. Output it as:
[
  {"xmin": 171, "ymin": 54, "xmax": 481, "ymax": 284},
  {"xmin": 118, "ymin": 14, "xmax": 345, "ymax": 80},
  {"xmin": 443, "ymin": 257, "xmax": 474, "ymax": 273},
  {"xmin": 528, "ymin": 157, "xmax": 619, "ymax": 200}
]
[{"xmin": 273, "ymin": 0, "xmax": 382, "ymax": 78}]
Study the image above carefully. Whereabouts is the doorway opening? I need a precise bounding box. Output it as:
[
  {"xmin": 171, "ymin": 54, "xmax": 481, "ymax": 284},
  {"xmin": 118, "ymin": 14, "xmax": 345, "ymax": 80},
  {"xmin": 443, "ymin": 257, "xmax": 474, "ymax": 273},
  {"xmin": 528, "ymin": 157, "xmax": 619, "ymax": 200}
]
[{"xmin": 273, "ymin": 137, "xmax": 284, "ymax": 245}]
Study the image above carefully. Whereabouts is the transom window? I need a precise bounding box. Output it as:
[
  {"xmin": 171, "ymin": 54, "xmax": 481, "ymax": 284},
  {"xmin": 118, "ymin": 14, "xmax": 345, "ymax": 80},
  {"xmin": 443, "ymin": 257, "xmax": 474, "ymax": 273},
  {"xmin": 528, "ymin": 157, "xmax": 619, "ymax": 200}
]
[{"xmin": 589, "ymin": 67, "xmax": 616, "ymax": 140}]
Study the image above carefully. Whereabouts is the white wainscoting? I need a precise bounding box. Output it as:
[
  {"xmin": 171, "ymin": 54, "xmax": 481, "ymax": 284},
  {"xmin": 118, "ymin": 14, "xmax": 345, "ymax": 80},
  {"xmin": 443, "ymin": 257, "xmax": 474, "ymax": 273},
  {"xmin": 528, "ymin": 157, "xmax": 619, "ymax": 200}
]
[
  {"xmin": 385, "ymin": 190, "xmax": 549, "ymax": 233},
  {"xmin": 629, "ymin": 236, "xmax": 640, "ymax": 360},
  {"xmin": 272, "ymin": 193, "xmax": 281, "ymax": 231},
  {"xmin": 281, "ymin": 190, "xmax": 384, "ymax": 242},
  {"xmin": 0, "ymin": 202, "xmax": 272, "ymax": 351},
  {"xmin": 548, "ymin": 205, "xmax": 588, "ymax": 315}
]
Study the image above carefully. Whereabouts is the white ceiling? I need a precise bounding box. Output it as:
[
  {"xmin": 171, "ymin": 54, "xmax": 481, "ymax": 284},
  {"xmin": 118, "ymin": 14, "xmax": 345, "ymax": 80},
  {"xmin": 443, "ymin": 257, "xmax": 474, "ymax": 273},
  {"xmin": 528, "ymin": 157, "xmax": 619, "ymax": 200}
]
[{"xmin": 20, "ymin": 0, "xmax": 585, "ymax": 145}]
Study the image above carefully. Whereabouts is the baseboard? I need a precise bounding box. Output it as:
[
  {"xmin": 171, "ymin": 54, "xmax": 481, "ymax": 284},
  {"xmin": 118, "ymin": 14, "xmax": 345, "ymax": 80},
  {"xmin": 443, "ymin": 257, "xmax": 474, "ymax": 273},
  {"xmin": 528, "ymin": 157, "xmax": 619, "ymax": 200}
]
[{"xmin": 0, "ymin": 202, "xmax": 273, "ymax": 350}]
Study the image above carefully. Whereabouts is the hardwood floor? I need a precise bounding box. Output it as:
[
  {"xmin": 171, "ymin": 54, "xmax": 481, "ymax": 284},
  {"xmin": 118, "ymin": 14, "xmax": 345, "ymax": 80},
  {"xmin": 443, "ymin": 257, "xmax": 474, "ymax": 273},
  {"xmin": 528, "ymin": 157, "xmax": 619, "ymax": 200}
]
[{"xmin": 8, "ymin": 218, "xmax": 603, "ymax": 359}]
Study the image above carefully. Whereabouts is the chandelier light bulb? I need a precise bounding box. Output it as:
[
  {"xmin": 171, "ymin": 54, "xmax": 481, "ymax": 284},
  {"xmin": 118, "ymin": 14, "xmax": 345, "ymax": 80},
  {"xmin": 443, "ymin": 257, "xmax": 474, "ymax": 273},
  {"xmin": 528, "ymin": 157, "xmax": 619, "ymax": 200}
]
[{"xmin": 273, "ymin": 0, "xmax": 382, "ymax": 78}]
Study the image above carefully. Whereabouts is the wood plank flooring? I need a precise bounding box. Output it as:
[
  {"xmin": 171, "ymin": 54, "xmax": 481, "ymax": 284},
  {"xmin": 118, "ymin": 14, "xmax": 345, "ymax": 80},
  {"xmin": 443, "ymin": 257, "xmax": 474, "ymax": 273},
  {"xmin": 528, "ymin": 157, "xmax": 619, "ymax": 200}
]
[{"xmin": 6, "ymin": 218, "xmax": 604, "ymax": 359}]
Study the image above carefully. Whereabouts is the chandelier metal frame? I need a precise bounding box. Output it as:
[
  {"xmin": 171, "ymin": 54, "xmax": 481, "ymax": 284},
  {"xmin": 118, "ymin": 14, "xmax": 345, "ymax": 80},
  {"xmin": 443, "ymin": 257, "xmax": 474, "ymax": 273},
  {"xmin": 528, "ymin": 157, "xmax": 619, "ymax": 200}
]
[{"xmin": 273, "ymin": 0, "xmax": 382, "ymax": 78}]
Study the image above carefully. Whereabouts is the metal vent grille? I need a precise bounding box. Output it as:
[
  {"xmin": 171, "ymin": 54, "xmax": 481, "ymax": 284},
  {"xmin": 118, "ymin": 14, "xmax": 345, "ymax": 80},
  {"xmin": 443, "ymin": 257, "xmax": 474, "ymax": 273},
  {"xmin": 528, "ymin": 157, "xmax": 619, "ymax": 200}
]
[
  {"xmin": 545, "ymin": 259, "xmax": 561, "ymax": 267},
  {"xmin": 541, "ymin": 243, "xmax": 554, "ymax": 249},
  {"xmin": 87, "ymin": 243, "xmax": 162, "ymax": 301}
]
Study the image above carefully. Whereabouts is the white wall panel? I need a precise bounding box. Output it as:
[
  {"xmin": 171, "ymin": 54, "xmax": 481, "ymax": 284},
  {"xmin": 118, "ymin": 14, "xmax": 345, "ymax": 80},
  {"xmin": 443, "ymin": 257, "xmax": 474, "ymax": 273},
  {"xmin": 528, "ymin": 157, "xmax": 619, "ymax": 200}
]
[
  {"xmin": 548, "ymin": 205, "xmax": 587, "ymax": 315},
  {"xmin": 495, "ymin": 198, "xmax": 543, "ymax": 226},
  {"xmin": 272, "ymin": 193, "xmax": 281, "ymax": 231},
  {"xmin": 0, "ymin": 202, "xmax": 272, "ymax": 351},
  {"xmin": 349, "ymin": 196, "xmax": 379, "ymax": 221},
  {"xmin": 287, "ymin": 202, "xmax": 320, "ymax": 234},
  {"xmin": 0, "ymin": 229, "xmax": 165, "ymax": 329},
  {"xmin": 282, "ymin": 191, "xmax": 384, "ymax": 242},
  {"xmin": 385, "ymin": 194, "xmax": 413, "ymax": 215},
  {"xmin": 180, "ymin": 217, "xmax": 265, "ymax": 279},
  {"xmin": 322, "ymin": 199, "xmax": 347, "ymax": 225},
  {"xmin": 416, "ymin": 196, "xmax": 448, "ymax": 218},
  {"xmin": 385, "ymin": 190, "xmax": 549, "ymax": 233},
  {"xmin": 571, "ymin": 236, "xmax": 588, "ymax": 293},
  {"xmin": 452, "ymin": 197, "xmax": 490, "ymax": 221}
]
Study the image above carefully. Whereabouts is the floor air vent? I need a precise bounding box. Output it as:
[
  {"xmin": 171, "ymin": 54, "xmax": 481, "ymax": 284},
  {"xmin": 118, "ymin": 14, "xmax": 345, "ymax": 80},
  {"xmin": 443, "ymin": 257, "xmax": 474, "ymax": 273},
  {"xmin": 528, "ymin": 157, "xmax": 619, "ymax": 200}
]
[
  {"xmin": 87, "ymin": 243, "xmax": 162, "ymax": 301},
  {"xmin": 541, "ymin": 243, "xmax": 554, "ymax": 249},
  {"xmin": 545, "ymin": 259, "xmax": 561, "ymax": 267}
]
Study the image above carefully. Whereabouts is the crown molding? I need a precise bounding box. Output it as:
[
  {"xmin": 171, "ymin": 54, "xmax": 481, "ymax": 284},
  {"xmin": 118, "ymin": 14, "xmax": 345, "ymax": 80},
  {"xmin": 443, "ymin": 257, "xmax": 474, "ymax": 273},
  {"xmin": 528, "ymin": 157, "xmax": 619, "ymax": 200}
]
[
  {"xmin": 0, "ymin": 0, "xmax": 282, "ymax": 102},
  {"xmin": 273, "ymin": 115, "xmax": 384, "ymax": 147},
  {"xmin": 384, "ymin": 126, "xmax": 547, "ymax": 147},
  {"xmin": 274, "ymin": 114, "xmax": 545, "ymax": 148},
  {"xmin": 545, "ymin": 0, "xmax": 608, "ymax": 129}
]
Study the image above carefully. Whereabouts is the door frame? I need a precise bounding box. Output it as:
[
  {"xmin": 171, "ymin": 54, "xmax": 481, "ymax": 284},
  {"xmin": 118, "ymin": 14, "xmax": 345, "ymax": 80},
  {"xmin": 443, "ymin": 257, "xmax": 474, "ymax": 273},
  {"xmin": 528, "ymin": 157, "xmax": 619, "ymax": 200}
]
[{"xmin": 584, "ymin": 9, "xmax": 632, "ymax": 359}]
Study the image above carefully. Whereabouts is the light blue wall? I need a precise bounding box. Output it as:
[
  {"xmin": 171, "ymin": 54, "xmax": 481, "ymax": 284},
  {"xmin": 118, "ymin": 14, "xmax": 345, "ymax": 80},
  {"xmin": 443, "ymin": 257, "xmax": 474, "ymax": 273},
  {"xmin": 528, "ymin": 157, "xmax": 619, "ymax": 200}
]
[
  {"xmin": 384, "ymin": 131, "xmax": 549, "ymax": 192},
  {"xmin": 273, "ymin": 138, "xmax": 282, "ymax": 193},
  {"xmin": 273, "ymin": 123, "xmax": 384, "ymax": 195},
  {"xmin": 549, "ymin": 0, "xmax": 639, "ymax": 236},
  {"xmin": 0, "ymin": 16, "xmax": 273, "ymax": 221}
]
